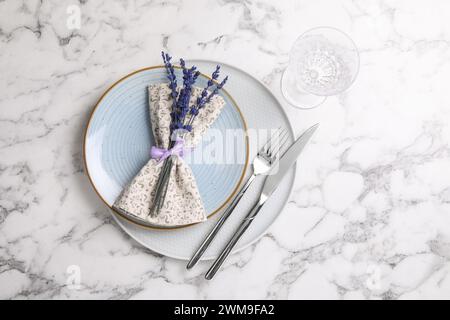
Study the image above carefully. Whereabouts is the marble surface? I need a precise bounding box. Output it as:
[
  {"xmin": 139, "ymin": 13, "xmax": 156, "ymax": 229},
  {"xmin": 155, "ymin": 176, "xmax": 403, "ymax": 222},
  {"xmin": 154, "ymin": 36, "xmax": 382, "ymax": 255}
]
[{"xmin": 1, "ymin": 0, "xmax": 450, "ymax": 300}]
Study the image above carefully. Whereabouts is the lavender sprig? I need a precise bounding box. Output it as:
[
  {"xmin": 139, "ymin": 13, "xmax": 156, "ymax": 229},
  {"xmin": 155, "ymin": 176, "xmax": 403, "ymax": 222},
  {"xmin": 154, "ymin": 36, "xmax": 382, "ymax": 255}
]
[
  {"xmin": 160, "ymin": 53, "xmax": 228, "ymax": 133},
  {"xmin": 185, "ymin": 68, "xmax": 228, "ymax": 131},
  {"xmin": 151, "ymin": 52, "xmax": 229, "ymax": 217},
  {"xmin": 194, "ymin": 65, "xmax": 220, "ymax": 110},
  {"xmin": 205, "ymin": 75, "xmax": 228, "ymax": 104},
  {"xmin": 170, "ymin": 59, "xmax": 199, "ymax": 132}
]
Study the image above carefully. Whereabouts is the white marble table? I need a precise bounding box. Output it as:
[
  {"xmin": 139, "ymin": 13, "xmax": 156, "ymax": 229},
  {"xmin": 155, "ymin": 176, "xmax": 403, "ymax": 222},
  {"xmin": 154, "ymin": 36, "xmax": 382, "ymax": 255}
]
[{"xmin": 1, "ymin": 0, "xmax": 450, "ymax": 300}]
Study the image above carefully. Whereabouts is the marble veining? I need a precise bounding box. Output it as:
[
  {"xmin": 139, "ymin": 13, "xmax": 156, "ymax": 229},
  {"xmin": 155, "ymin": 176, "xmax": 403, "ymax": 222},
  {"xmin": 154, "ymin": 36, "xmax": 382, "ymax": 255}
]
[{"xmin": 1, "ymin": 0, "xmax": 450, "ymax": 299}]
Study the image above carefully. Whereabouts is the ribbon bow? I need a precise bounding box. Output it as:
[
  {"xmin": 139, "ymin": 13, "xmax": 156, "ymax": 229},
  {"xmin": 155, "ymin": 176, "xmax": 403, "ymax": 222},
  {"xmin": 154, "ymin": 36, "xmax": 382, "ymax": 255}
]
[{"xmin": 150, "ymin": 137, "xmax": 187, "ymax": 162}]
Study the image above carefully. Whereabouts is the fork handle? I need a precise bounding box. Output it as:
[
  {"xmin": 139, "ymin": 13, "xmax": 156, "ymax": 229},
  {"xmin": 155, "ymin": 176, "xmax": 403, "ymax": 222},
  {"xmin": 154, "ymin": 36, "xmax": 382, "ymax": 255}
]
[
  {"xmin": 205, "ymin": 199, "xmax": 264, "ymax": 280},
  {"xmin": 186, "ymin": 174, "xmax": 256, "ymax": 269}
]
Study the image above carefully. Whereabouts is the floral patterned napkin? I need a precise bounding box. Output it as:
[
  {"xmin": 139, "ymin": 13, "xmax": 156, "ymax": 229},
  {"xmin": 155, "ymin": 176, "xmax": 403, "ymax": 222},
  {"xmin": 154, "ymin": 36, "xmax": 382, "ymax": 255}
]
[{"xmin": 113, "ymin": 83, "xmax": 225, "ymax": 227}]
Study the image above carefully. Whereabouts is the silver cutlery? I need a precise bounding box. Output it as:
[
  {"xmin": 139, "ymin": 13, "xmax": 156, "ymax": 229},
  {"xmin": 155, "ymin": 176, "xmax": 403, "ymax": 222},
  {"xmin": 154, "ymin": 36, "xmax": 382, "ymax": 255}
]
[
  {"xmin": 205, "ymin": 123, "xmax": 319, "ymax": 280},
  {"xmin": 149, "ymin": 139, "xmax": 177, "ymax": 217},
  {"xmin": 186, "ymin": 127, "xmax": 290, "ymax": 269}
]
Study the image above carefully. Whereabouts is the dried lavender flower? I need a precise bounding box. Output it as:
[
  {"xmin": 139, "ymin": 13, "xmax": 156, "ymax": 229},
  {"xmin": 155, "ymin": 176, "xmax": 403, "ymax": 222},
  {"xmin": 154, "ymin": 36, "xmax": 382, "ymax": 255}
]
[
  {"xmin": 187, "ymin": 72, "xmax": 228, "ymax": 127},
  {"xmin": 172, "ymin": 59, "xmax": 199, "ymax": 130},
  {"xmin": 191, "ymin": 65, "xmax": 222, "ymax": 114},
  {"xmin": 161, "ymin": 53, "xmax": 227, "ymax": 133},
  {"xmin": 161, "ymin": 51, "xmax": 178, "ymax": 119},
  {"xmin": 205, "ymin": 75, "xmax": 228, "ymax": 104}
]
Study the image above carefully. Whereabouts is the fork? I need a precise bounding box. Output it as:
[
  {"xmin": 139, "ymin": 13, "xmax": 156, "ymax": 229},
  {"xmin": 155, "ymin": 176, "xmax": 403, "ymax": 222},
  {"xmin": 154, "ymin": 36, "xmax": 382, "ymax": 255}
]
[{"xmin": 186, "ymin": 127, "xmax": 289, "ymax": 269}]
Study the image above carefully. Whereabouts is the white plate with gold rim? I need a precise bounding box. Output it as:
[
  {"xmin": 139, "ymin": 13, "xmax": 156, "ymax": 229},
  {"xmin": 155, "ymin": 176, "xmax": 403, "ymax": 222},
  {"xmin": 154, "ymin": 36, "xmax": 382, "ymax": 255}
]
[{"xmin": 84, "ymin": 65, "xmax": 249, "ymax": 229}]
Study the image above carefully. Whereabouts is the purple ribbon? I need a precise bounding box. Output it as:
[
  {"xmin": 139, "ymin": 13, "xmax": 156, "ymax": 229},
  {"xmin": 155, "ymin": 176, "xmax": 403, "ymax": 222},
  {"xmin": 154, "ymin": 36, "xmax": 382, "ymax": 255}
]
[{"xmin": 151, "ymin": 137, "xmax": 187, "ymax": 162}]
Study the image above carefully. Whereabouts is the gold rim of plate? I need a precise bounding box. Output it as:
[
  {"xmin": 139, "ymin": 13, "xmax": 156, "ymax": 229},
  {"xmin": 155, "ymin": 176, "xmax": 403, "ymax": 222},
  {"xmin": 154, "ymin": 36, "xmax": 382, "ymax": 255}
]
[{"xmin": 83, "ymin": 65, "xmax": 250, "ymax": 231}]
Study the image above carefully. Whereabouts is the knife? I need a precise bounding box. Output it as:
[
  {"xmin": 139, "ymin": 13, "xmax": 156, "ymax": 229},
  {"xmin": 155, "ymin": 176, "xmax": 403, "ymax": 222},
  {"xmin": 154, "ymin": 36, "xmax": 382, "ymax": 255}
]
[{"xmin": 205, "ymin": 123, "xmax": 319, "ymax": 280}]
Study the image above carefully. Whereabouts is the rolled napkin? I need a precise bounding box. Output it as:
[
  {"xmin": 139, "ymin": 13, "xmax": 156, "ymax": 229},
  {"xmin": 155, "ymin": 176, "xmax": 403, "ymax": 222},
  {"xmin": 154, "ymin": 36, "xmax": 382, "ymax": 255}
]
[{"xmin": 113, "ymin": 83, "xmax": 225, "ymax": 227}]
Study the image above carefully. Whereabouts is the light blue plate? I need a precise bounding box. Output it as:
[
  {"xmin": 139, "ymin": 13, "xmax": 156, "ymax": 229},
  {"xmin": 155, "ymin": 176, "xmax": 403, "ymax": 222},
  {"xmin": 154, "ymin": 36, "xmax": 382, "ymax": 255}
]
[{"xmin": 84, "ymin": 67, "xmax": 248, "ymax": 227}]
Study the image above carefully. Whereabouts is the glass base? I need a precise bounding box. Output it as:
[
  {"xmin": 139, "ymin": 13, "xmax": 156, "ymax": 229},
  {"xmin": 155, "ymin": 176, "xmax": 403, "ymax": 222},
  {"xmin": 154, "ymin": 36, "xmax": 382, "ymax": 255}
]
[{"xmin": 280, "ymin": 68, "xmax": 326, "ymax": 109}]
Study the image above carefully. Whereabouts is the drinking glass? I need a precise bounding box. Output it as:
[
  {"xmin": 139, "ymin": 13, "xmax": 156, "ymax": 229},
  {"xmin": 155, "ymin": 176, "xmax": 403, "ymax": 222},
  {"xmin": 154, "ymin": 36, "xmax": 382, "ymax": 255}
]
[{"xmin": 281, "ymin": 27, "xmax": 360, "ymax": 109}]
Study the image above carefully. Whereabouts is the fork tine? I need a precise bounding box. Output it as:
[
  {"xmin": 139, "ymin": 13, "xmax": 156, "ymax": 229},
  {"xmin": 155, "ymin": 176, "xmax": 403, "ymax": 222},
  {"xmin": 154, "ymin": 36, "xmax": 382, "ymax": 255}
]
[
  {"xmin": 266, "ymin": 127, "xmax": 286, "ymax": 156},
  {"xmin": 278, "ymin": 129, "xmax": 290, "ymax": 154},
  {"xmin": 261, "ymin": 126, "xmax": 281, "ymax": 154},
  {"xmin": 277, "ymin": 129, "xmax": 289, "ymax": 155},
  {"xmin": 267, "ymin": 127, "xmax": 289, "ymax": 156}
]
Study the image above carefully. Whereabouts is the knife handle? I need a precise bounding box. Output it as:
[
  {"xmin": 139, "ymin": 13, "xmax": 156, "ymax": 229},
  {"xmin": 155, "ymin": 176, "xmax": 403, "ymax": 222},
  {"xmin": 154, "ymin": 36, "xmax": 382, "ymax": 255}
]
[
  {"xmin": 205, "ymin": 199, "xmax": 264, "ymax": 280},
  {"xmin": 186, "ymin": 174, "xmax": 256, "ymax": 269}
]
